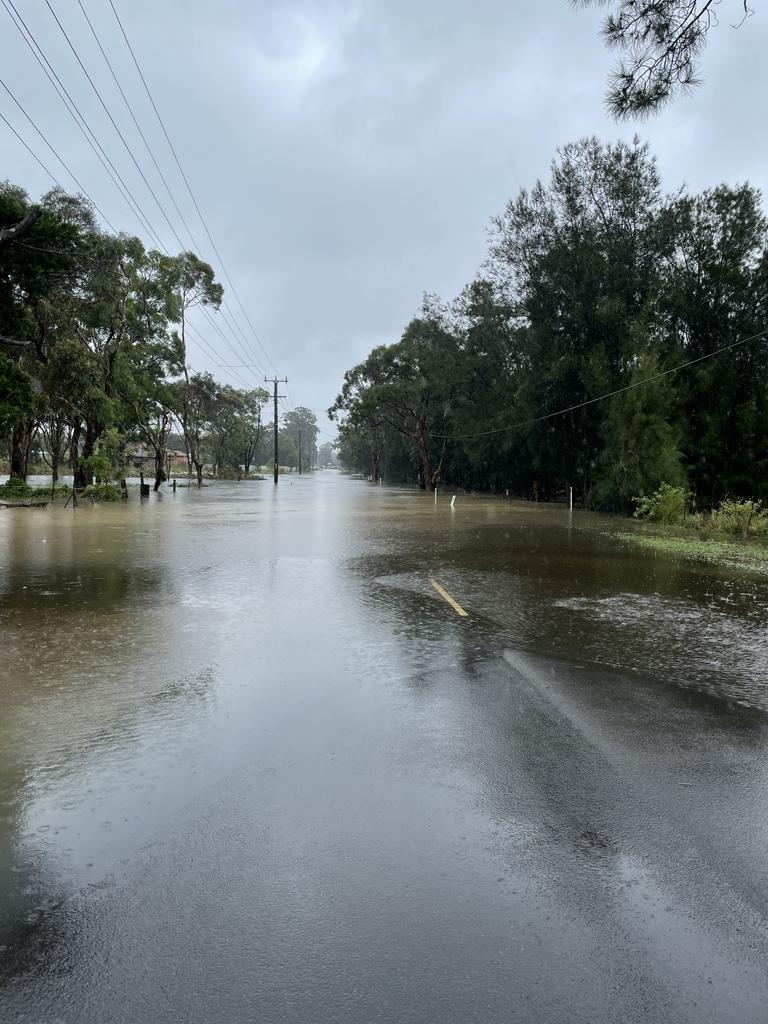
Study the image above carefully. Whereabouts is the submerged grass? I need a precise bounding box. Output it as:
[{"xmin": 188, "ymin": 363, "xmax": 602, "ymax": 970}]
[{"xmin": 612, "ymin": 529, "xmax": 768, "ymax": 574}]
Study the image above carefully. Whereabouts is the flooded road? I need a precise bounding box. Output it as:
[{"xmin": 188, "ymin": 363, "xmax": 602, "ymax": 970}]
[{"xmin": 2, "ymin": 473, "xmax": 768, "ymax": 1023}]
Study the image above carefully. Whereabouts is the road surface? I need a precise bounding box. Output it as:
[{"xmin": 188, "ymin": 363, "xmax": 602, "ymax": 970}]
[{"xmin": 1, "ymin": 474, "xmax": 767, "ymax": 1023}]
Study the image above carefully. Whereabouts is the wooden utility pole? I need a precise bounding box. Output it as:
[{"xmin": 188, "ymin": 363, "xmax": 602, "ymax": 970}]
[
  {"xmin": 265, "ymin": 376, "xmax": 287, "ymax": 484},
  {"xmin": 298, "ymin": 428, "xmax": 302, "ymax": 475}
]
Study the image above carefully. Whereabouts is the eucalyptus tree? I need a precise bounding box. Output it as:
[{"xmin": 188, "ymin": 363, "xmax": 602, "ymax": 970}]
[
  {"xmin": 330, "ymin": 303, "xmax": 459, "ymax": 489},
  {"xmin": 119, "ymin": 250, "xmax": 186, "ymax": 491},
  {"xmin": 0, "ymin": 183, "xmax": 86, "ymax": 479},
  {"xmin": 157, "ymin": 251, "xmax": 223, "ymax": 469},
  {"xmin": 329, "ymin": 365, "xmax": 387, "ymax": 480},
  {"xmin": 234, "ymin": 388, "xmax": 269, "ymax": 475},
  {"xmin": 281, "ymin": 406, "xmax": 319, "ymax": 473}
]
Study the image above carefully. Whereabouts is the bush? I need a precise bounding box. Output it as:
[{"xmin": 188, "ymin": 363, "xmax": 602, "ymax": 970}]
[
  {"xmin": 709, "ymin": 498, "xmax": 768, "ymax": 536},
  {"xmin": 82, "ymin": 482, "xmax": 122, "ymax": 502},
  {"xmin": 83, "ymin": 452, "xmax": 113, "ymax": 483},
  {"xmin": 0, "ymin": 477, "xmax": 34, "ymax": 499},
  {"xmin": 633, "ymin": 483, "xmax": 689, "ymax": 525}
]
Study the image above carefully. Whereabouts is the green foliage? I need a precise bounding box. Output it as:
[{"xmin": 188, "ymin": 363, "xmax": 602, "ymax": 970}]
[
  {"xmin": 334, "ymin": 137, "xmax": 768, "ymax": 513},
  {"xmin": 82, "ymin": 452, "xmax": 113, "ymax": 483},
  {"xmin": 633, "ymin": 483, "xmax": 689, "ymax": 525},
  {"xmin": 82, "ymin": 482, "xmax": 122, "ymax": 502},
  {"xmin": 575, "ymin": 1, "xmax": 733, "ymax": 118},
  {"xmin": 709, "ymin": 499, "xmax": 768, "ymax": 537},
  {"xmin": 0, "ymin": 354, "xmax": 34, "ymax": 433},
  {"xmin": 0, "ymin": 477, "xmax": 34, "ymax": 499}
]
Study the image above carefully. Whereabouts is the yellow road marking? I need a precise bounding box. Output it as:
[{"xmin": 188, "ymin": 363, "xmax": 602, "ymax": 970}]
[{"xmin": 428, "ymin": 578, "xmax": 469, "ymax": 618}]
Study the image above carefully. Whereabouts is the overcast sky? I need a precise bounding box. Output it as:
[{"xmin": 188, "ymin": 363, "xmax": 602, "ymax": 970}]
[{"xmin": 2, "ymin": 0, "xmax": 766, "ymax": 432}]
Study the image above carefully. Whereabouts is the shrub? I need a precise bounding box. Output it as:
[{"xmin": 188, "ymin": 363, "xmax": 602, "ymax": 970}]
[
  {"xmin": 83, "ymin": 452, "xmax": 113, "ymax": 483},
  {"xmin": 709, "ymin": 498, "xmax": 768, "ymax": 536},
  {"xmin": 0, "ymin": 477, "xmax": 34, "ymax": 499},
  {"xmin": 633, "ymin": 483, "xmax": 689, "ymax": 525},
  {"xmin": 82, "ymin": 482, "xmax": 122, "ymax": 502}
]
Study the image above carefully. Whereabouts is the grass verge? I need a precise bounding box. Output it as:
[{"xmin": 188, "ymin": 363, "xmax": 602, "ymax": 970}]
[{"xmin": 612, "ymin": 530, "xmax": 768, "ymax": 574}]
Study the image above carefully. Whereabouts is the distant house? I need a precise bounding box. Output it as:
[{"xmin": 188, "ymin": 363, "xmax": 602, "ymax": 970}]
[{"xmin": 125, "ymin": 444, "xmax": 188, "ymax": 472}]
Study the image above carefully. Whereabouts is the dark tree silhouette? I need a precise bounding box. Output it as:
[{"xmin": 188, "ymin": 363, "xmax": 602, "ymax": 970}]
[{"xmin": 574, "ymin": 1, "xmax": 754, "ymax": 117}]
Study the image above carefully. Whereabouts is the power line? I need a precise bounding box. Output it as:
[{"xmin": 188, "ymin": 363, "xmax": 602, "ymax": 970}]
[
  {"xmin": 428, "ymin": 327, "xmax": 768, "ymax": 440},
  {"xmin": 1, "ymin": 0, "xmax": 163, "ymax": 247},
  {"xmin": 0, "ymin": 76, "xmax": 116, "ymax": 230},
  {"xmin": 3, "ymin": 0, "xmax": 274, "ymax": 394},
  {"xmin": 108, "ymin": 0, "xmax": 280, "ymax": 375},
  {"xmin": 11, "ymin": 238, "xmax": 96, "ymax": 261},
  {"xmin": 53, "ymin": 2, "xmax": 271, "ymax": 389},
  {"xmin": 74, "ymin": 0, "xmax": 203, "ymax": 253},
  {"xmin": 0, "ymin": 107, "xmax": 63, "ymax": 189},
  {"xmin": 43, "ymin": 0, "xmax": 184, "ymax": 252},
  {"xmin": 185, "ymin": 323, "xmax": 252, "ymax": 388},
  {"xmin": 92, "ymin": 0, "xmax": 273, "ymax": 384}
]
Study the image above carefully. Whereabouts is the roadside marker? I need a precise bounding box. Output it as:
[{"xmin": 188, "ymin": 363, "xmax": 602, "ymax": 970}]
[{"xmin": 429, "ymin": 578, "xmax": 469, "ymax": 618}]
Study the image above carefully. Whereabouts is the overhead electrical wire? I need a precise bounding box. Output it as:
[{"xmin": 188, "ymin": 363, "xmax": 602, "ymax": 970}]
[
  {"xmin": 1, "ymin": 0, "xmax": 163, "ymax": 248},
  {"xmin": 0, "ymin": 76, "xmax": 117, "ymax": 231},
  {"xmin": 107, "ymin": 0, "xmax": 280, "ymax": 377},
  {"xmin": 65, "ymin": 0, "xmax": 277, "ymax": 390},
  {"xmin": 3, "ymin": 0, "xmax": 293, "ymax": 411},
  {"xmin": 43, "ymin": 0, "xmax": 187, "ymax": 253},
  {"xmin": 74, "ymin": 0, "xmax": 203, "ymax": 254},
  {"xmin": 428, "ymin": 327, "xmax": 768, "ymax": 440},
  {"xmin": 3, "ymin": 0, "xmax": 270, "ymax": 392},
  {"xmin": 0, "ymin": 107, "xmax": 63, "ymax": 189}
]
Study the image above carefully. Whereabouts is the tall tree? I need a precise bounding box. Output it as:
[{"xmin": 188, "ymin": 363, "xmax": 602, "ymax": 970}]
[
  {"xmin": 158, "ymin": 252, "xmax": 223, "ymax": 471},
  {"xmin": 331, "ymin": 301, "xmax": 458, "ymax": 490},
  {"xmin": 0, "ymin": 184, "xmax": 86, "ymax": 480},
  {"xmin": 488, "ymin": 137, "xmax": 664, "ymax": 504}
]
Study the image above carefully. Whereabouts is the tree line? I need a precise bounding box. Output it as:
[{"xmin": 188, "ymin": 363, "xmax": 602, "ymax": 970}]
[
  {"xmin": 330, "ymin": 137, "xmax": 768, "ymax": 511},
  {"xmin": 0, "ymin": 181, "xmax": 318, "ymax": 491}
]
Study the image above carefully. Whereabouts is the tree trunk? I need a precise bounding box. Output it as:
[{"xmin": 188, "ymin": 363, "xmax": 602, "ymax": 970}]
[
  {"xmin": 371, "ymin": 449, "xmax": 381, "ymax": 482},
  {"xmin": 10, "ymin": 416, "xmax": 33, "ymax": 480},
  {"xmin": 194, "ymin": 460, "xmax": 203, "ymax": 488},
  {"xmin": 69, "ymin": 419, "xmax": 81, "ymax": 476},
  {"xmin": 49, "ymin": 415, "xmax": 65, "ymax": 485},
  {"xmin": 153, "ymin": 446, "xmax": 167, "ymax": 492},
  {"xmin": 74, "ymin": 421, "xmax": 98, "ymax": 489}
]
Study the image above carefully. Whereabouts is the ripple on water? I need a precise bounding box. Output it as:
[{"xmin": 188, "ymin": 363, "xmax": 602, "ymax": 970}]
[{"xmin": 552, "ymin": 593, "xmax": 768, "ymax": 712}]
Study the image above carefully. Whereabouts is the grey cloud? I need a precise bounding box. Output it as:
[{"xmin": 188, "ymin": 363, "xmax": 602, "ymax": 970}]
[{"xmin": 1, "ymin": 0, "xmax": 765, "ymax": 429}]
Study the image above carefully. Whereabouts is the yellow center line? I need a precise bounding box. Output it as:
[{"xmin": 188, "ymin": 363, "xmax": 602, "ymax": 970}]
[{"xmin": 428, "ymin": 578, "xmax": 469, "ymax": 618}]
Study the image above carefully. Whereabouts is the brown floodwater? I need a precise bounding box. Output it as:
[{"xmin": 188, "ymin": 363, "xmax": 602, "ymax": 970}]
[{"xmin": 1, "ymin": 473, "xmax": 767, "ymax": 1023}]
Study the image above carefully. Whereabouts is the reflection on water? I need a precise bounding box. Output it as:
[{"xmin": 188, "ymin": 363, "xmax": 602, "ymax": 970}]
[{"xmin": 1, "ymin": 477, "xmax": 767, "ymax": 958}]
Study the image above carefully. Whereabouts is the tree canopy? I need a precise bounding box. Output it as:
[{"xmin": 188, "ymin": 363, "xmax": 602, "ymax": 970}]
[
  {"xmin": 332, "ymin": 137, "xmax": 768, "ymax": 510},
  {"xmin": 1, "ymin": 181, "xmax": 272, "ymax": 489}
]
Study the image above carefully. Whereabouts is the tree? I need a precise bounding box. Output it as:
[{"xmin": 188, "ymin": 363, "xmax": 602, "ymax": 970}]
[
  {"xmin": 158, "ymin": 252, "xmax": 223, "ymax": 471},
  {"xmin": 0, "ymin": 183, "xmax": 86, "ymax": 480},
  {"xmin": 281, "ymin": 407, "xmax": 319, "ymax": 473},
  {"xmin": 657, "ymin": 184, "xmax": 768, "ymax": 504},
  {"xmin": 234, "ymin": 389, "xmax": 269, "ymax": 475},
  {"xmin": 184, "ymin": 371, "xmax": 218, "ymax": 486},
  {"xmin": 317, "ymin": 441, "xmax": 336, "ymax": 468},
  {"xmin": 573, "ymin": 1, "xmax": 754, "ymax": 117},
  {"xmin": 0, "ymin": 353, "xmax": 33, "ymax": 435},
  {"xmin": 488, "ymin": 137, "xmax": 665, "ymax": 505},
  {"xmin": 330, "ymin": 300, "xmax": 458, "ymax": 490}
]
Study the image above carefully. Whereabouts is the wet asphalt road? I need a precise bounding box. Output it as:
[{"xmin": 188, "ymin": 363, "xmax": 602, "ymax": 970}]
[{"xmin": 1, "ymin": 473, "xmax": 767, "ymax": 1023}]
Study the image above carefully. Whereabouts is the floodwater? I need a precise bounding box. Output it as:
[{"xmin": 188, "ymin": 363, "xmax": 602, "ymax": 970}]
[{"xmin": 1, "ymin": 473, "xmax": 767, "ymax": 1023}]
